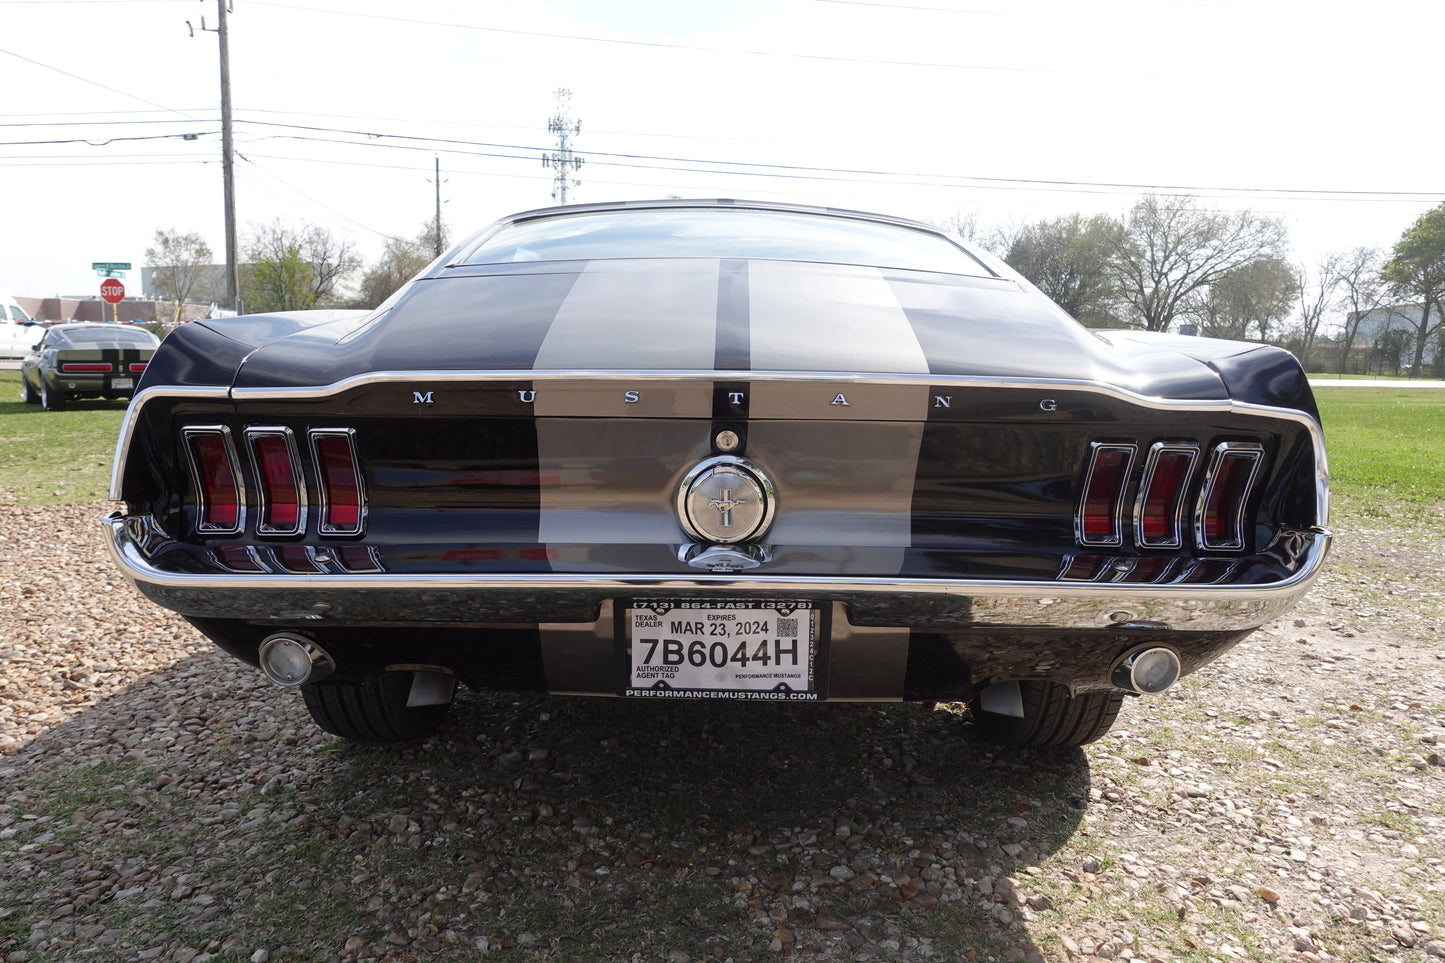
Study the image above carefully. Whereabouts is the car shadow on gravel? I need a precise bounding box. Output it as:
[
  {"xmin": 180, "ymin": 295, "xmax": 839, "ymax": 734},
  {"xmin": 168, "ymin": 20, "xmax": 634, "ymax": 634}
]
[{"xmin": 1, "ymin": 651, "xmax": 1093, "ymax": 962}]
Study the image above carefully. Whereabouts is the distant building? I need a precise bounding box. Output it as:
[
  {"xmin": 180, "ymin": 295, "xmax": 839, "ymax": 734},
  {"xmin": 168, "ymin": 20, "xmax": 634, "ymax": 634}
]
[{"xmin": 1346, "ymin": 303, "xmax": 1438, "ymax": 370}]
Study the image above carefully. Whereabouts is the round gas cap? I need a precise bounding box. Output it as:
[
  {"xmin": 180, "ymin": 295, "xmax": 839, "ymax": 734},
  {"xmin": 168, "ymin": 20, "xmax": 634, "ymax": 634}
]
[{"xmin": 678, "ymin": 457, "xmax": 774, "ymax": 544}]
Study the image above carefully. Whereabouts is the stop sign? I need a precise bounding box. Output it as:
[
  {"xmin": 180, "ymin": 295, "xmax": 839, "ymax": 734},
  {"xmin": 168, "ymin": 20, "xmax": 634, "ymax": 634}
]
[{"xmin": 100, "ymin": 278, "xmax": 125, "ymax": 304}]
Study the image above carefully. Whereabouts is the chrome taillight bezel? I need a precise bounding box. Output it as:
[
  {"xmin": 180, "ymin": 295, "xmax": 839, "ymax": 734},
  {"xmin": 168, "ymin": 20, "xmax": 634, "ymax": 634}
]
[
  {"xmin": 308, "ymin": 427, "xmax": 367, "ymax": 537},
  {"xmin": 1133, "ymin": 442, "xmax": 1200, "ymax": 550},
  {"xmin": 1195, "ymin": 442, "xmax": 1265, "ymax": 552},
  {"xmin": 1075, "ymin": 442, "xmax": 1137, "ymax": 547},
  {"xmin": 181, "ymin": 425, "xmax": 246, "ymax": 536},
  {"xmin": 244, "ymin": 426, "xmax": 308, "ymax": 537}
]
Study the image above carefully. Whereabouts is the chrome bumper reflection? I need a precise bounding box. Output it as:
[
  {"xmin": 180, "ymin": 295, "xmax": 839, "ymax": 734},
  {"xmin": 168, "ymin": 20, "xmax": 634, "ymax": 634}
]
[{"xmin": 102, "ymin": 512, "xmax": 1331, "ymax": 633}]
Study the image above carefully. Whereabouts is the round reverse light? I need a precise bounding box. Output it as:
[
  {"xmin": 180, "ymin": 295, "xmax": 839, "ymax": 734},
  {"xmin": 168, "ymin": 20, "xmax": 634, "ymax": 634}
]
[
  {"xmin": 1111, "ymin": 645, "xmax": 1181, "ymax": 695},
  {"xmin": 678, "ymin": 456, "xmax": 774, "ymax": 545},
  {"xmin": 258, "ymin": 633, "xmax": 334, "ymax": 687}
]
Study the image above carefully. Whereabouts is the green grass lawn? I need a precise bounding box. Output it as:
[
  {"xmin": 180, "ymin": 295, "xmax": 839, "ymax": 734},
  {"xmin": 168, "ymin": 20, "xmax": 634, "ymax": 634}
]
[
  {"xmin": 1, "ymin": 369, "xmax": 1441, "ymax": 525},
  {"xmin": 0, "ymin": 369, "xmax": 131, "ymax": 504},
  {"xmin": 1314, "ymin": 387, "xmax": 1445, "ymax": 529}
]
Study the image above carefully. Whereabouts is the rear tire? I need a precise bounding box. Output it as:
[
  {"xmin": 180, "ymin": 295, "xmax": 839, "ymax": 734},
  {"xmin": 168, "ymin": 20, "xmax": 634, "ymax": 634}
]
[
  {"xmin": 39, "ymin": 381, "xmax": 65, "ymax": 411},
  {"xmin": 970, "ymin": 680, "xmax": 1123, "ymax": 749},
  {"xmin": 301, "ymin": 670, "xmax": 454, "ymax": 742},
  {"xmin": 20, "ymin": 377, "xmax": 39, "ymax": 405}
]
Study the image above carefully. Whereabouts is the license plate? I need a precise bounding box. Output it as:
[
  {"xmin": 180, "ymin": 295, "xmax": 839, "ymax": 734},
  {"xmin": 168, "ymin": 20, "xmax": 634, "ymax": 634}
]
[
  {"xmin": 625, "ymin": 600, "xmax": 821, "ymax": 700},
  {"xmin": 111, "ymin": 377, "xmax": 133, "ymax": 390}
]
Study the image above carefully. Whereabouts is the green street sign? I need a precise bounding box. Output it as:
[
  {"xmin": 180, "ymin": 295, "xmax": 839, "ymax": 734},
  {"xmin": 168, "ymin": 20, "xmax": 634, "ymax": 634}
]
[
  {"xmin": 91, "ymin": 261, "xmax": 132, "ymax": 271},
  {"xmin": 96, "ymin": 269, "xmax": 127, "ymax": 278}
]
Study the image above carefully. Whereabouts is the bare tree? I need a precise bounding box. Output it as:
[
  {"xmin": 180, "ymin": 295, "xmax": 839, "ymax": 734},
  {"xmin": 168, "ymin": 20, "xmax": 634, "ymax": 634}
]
[
  {"xmin": 1335, "ymin": 247, "xmax": 1386, "ymax": 374},
  {"xmin": 1294, "ymin": 252, "xmax": 1345, "ymax": 369},
  {"xmin": 354, "ymin": 222, "xmax": 441, "ymax": 309},
  {"xmin": 1108, "ymin": 195, "xmax": 1289, "ymax": 332},
  {"xmin": 145, "ymin": 229, "xmax": 214, "ymax": 321},
  {"xmin": 302, "ymin": 224, "xmax": 362, "ymax": 307}
]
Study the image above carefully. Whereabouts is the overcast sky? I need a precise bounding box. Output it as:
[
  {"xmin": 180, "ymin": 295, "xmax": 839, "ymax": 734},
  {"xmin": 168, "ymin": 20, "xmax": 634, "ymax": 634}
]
[{"xmin": 2, "ymin": 0, "xmax": 1441, "ymax": 302}]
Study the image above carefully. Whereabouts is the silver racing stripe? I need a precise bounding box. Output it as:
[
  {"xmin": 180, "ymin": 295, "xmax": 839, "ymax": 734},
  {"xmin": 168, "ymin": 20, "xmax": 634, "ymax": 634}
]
[
  {"xmin": 747, "ymin": 261, "xmax": 930, "ymax": 373},
  {"xmin": 532, "ymin": 259, "xmax": 721, "ymax": 370},
  {"xmin": 744, "ymin": 416, "xmax": 927, "ymax": 575},
  {"xmin": 534, "ymin": 418, "xmax": 713, "ymax": 571}
]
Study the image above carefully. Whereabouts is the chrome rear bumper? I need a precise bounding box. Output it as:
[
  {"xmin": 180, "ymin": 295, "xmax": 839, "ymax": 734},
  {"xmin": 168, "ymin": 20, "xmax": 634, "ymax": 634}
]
[{"xmin": 103, "ymin": 512, "xmax": 1331, "ymax": 634}]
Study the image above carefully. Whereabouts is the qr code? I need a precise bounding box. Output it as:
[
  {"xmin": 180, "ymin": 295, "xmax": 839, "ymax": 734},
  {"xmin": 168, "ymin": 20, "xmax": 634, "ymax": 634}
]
[{"xmin": 776, "ymin": 617, "xmax": 798, "ymax": 638}]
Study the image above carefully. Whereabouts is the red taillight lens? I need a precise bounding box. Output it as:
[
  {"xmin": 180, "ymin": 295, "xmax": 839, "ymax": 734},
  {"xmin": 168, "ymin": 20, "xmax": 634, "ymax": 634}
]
[
  {"xmin": 1077, "ymin": 444, "xmax": 1135, "ymax": 546},
  {"xmin": 247, "ymin": 429, "xmax": 304, "ymax": 535},
  {"xmin": 129, "ymin": 362, "xmax": 148, "ymax": 374},
  {"xmin": 61, "ymin": 363, "xmax": 112, "ymax": 373},
  {"xmin": 1135, "ymin": 445, "xmax": 1198, "ymax": 548},
  {"xmin": 184, "ymin": 428, "xmax": 243, "ymax": 534},
  {"xmin": 1198, "ymin": 443, "xmax": 1263, "ymax": 550},
  {"xmin": 310, "ymin": 430, "xmax": 364, "ymax": 535}
]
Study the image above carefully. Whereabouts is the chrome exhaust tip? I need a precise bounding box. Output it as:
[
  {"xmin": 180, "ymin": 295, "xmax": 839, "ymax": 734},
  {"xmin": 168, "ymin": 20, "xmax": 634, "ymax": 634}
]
[
  {"xmin": 258, "ymin": 633, "xmax": 335, "ymax": 687},
  {"xmin": 1111, "ymin": 645, "xmax": 1181, "ymax": 695}
]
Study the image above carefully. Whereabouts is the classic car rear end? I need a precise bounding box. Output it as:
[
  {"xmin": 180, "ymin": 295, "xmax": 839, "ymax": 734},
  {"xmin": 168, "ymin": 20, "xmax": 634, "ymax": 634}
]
[
  {"xmin": 105, "ymin": 201, "xmax": 1330, "ymax": 747},
  {"xmin": 22, "ymin": 322, "xmax": 158, "ymax": 410}
]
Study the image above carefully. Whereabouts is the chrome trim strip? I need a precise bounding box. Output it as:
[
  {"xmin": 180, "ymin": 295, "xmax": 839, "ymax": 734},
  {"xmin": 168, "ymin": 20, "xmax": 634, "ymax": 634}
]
[
  {"xmin": 1195, "ymin": 442, "xmax": 1265, "ymax": 551},
  {"xmin": 110, "ymin": 385, "xmax": 230, "ymax": 500},
  {"xmin": 103, "ymin": 512, "xmax": 1332, "ymax": 632},
  {"xmin": 1133, "ymin": 442, "xmax": 1200, "ymax": 550},
  {"xmin": 244, "ymin": 426, "xmax": 308, "ymax": 537},
  {"xmin": 112, "ymin": 371, "xmax": 1329, "ymax": 531},
  {"xmin": 181, "ymin": 425, "xmax": 246, "ymax": 536},
  {"xmin": 307, "ymin": 427, "xmax": 366, "ymax": 537}
]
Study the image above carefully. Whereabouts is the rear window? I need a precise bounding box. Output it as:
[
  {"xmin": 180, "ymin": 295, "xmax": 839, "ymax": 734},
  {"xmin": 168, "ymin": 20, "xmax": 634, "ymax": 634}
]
[
  {"xmin": 460, "ymin": 209, "xmax": 993, "ymax": 277},
  {"xmin": 7, "ymin": 305, "xmax": 30, "ymax": 322},
  {"xmin": 61, "ymin": 327, "xmax": 158, "ymax": 347}
]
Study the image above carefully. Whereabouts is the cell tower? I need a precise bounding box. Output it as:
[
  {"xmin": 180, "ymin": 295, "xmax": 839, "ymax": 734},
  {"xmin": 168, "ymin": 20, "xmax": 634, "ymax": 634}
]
[{"xmin": 541, "ymin": 88, "xmax": 583, "ymax": 205}]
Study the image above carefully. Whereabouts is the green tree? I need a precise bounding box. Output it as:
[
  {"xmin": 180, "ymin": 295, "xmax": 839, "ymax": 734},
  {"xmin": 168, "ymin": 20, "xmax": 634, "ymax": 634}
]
[
  {"xmin": 1004, "ymin": 213, "xmax": 1123, "ymax": 326},
  {"xmin": 1108, "ymin": 195, "xmax": 1288, "ymax": 332},
  {"xmin": 1380, "ymin": 202, "xmax": 1445, "ymax": 375},
  {"xmin": 242, "ymin": 220, "xmax": 360, "ymax": 313},
  {"xmin": 145, "ymin": 229, "xmax": 214, "ymax": 321}
]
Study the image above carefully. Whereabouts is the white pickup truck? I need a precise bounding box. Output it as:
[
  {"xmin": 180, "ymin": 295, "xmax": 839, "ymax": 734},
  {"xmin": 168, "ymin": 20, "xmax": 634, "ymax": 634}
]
[{"xmin": 0, "ymin": 290, "xmax": 43, "ymax": 359}]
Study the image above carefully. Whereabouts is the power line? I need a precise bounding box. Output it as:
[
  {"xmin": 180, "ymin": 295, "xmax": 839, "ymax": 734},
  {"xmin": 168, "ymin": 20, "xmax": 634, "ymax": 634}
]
[
  {"xmin": 0, "ymin": 48, "xmax": 201, "ymax": 120},
  {"xmin": 4, "ymin": 114, "xmax": 1438, "ymax": 203}
]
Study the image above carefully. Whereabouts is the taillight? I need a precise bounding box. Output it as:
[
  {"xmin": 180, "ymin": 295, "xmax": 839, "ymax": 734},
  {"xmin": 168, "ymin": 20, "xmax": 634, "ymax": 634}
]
[
  {"xmin": 1197, "ymin": 443, "xmax": 1263, "ymax": 550},
  {"xmin": 129, "ymin": 362, "xmax": 148, "ymax": 374},
  {"xmin": 183, "ymin": 427, "xmax": 244, "ymax": 534},
  {"xmin": 1134, "ymin": 444, "xmax": 1198, "ymax": 549},
  {"xmin": 309, "ymin": 429, "xmax": 365, "ymax": 536},
  {"xmin": 1077, "ymin": 443, "xmax": 1135, "ymax": 546},
  {"xmin": 246, "ymin": 428, "xmax": 305, "ymax": 536},
  {"xmin": 62, "ymin": 363, "xmax": 112, "ymax": 373}
]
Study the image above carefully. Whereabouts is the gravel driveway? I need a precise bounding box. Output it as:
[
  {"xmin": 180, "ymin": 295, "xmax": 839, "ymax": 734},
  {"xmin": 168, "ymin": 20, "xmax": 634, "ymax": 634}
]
[{"xmin": 1, "ymin": 502, "xmax": 1442, "ymax": 963}]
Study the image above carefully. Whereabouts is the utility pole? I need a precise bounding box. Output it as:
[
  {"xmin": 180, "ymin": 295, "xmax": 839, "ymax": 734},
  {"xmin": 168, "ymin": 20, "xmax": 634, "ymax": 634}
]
[
  {"xmin": 541, "ymin": 88, "xmax": 583, "ymax": 205},
  {"xmin": 190, "ymin": 1, "xmax": 240, "ymax": 312},
  {"xmin": 217, "ymin": 0, "xmax": 239, "ymax": 312},
  {"xmin": 433, "ymin": 156, "xmax": 444, "ymax": 257}
]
